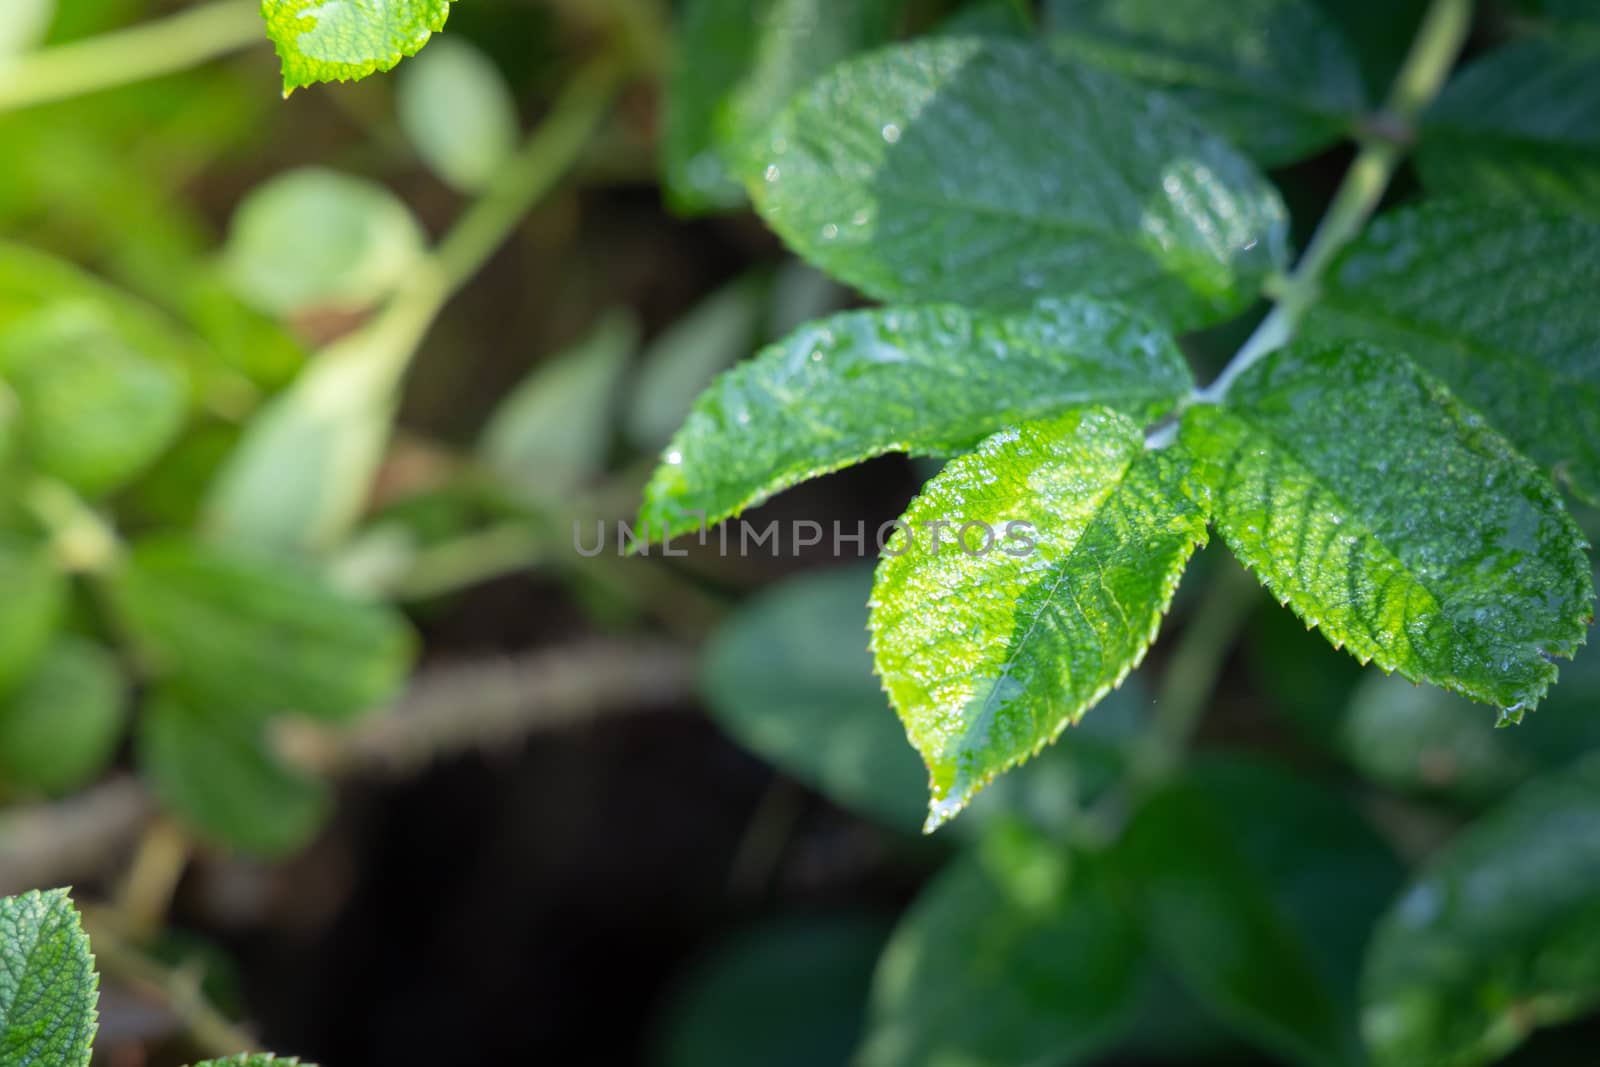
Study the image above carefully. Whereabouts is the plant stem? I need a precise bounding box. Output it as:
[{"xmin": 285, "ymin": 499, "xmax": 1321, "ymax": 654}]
[
  {"xmin": 0, "ymin": 0, "xmax": 263, "ymax": 114},
  {"xmin": 1195, "ymin": 0, "xmax": 1474, "ymax": 404}
]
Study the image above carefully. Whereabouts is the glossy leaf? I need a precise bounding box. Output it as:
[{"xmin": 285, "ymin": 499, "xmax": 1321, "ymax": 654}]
[
  {"xmin": 1416, "ymin": 35, "xmax": 1600, "ymax": 222},
  {"xmin": 1363, "ymin": 754, "xmax": 1600, "ymax": 1066},
  {"xmin": 1310, "ymin": 200, "xmax": 1600, "ymax": 505},
  {"xmin": 1116, "ymin": 772, "xmax": 1369, "ymax": 1067},
  {"xmin": 1045, "ymin": 0, "xmax": 1366, "ymax": 164},
  {"xmin": 625, "ymin": 278, "xmax": 762, "ymax": 451},
  {"xmin": 0, "ymin": 304, "xmax": 186, "ymax": 496},
  {"xmin": 480, "ymin": 310, "xmax": 637, "ymax": 501},
  {"xmin": 397, "ymin": 38, "xmax": 519, "ymax": 194},
  {"xmin": 701, "ymin": 565, "xmax": 928, "ymax": 832},
  {"xmin": 641, "ymin": 298, "xmax": 1194, "ymax": 541},
  {"xmin": 263, "ymin": 0, "xmax": 453, "ymax": 93},
  {"xmin": 0, "ymin": 888, "xmax": 97, "ymax": 1067},
  {"xmin": 1181, "ymin": 341, "xmax": 1594, "ymax": 714},
  {"xmin": 752, "ymin": 37, "xmax": 1288, "ymax": 328},
  {"xmin": 137, "ymin": 691, "xmax": 331, "ymax": 856},
  {"xmin": 663, "ymin": 0, "xmax": 901, "ymax": 213},
  {"xmin": 0, "ymin": 638, "xmax": 123, "ymax": 796},
  {"xmin": 859, "ymin": 823, "xmax": 1143, "ymax": 1067},
  {"xmin": 872, "ymin": 408, "xmax": 1209, "ymax": 829},
  {"xmin": 0, "ymin": 534, "xmax": 66, "ymax": 696},
  {"xmin": 659, "ymin": 917, "xmax": 886, "ymax": 1067},
  {"xmin": 222, "ymin": 168, "xmax": 425, "ymax": 317},
  {"xmin": 107, "ymin": 537, "xmax": 414, "ymax": 721}
]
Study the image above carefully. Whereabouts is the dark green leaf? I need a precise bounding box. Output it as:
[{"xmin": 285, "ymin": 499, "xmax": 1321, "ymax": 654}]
[
  {"xmin": 752, "ymin": 37, "xmax": 1289, "ymax": 328},
  {"xmin": 137, "ymin": 691, "xmax": 330, "ymax": 856},
  {"xmin": 0, "ymin": 888, "xmax": 97, "ymax": 1067},
  {"xmin": 1363, "ymin": 753, "xmax": 1600, "ymax": 1066},
  {"xmin": 936, "ymin": 0, "xmax": 1034, "ymax": 37},
  {"xmin": 0, "ymin": 303, "xmax": 186, "ymax": 496},
  {"xmin": 263, "ymin": 0, "xmax": 453, "ymax": 93},
  {"xmin": 641, "ymin": 298, "xmax": 1194, "ymax": 540},
  {"xmin": 663, "ymin": 0, "xmax": 901, "ymax": 213},
  {"xmin": 1310, "ymin": 200, "xmax": 1600, "ymax": 504},
  {"xmin": 0, "ymin": 638, "xmax": 124, "ymax": 796},
  {"xmin": 872, "ymin": 408, "xmax": 1209, "ymax": 828},
  {"xmin": 1045, "ymin": 0, "xmax": 1367, "ymax": 164},
  {"xmin": 1116, "ymin": 775, "xmax": 1358, "ymax": 1067},
  {"xmin": 659, "ymin": 916, "xmax": 886, "ymax": 1067},
  {"xmin": 1182, "ymin": 341, "xmax": 1594, "ymax": 714},
  {"xmin": 1416, "ymin": 34, "xmax": 1600, "ymax": 221},
  {"xmin": 859, "ymin": 823, "xmax": 1143, "ymax": 1067},
  {"xmin": 0, "ymin": 534, "xmax": 66, "ymax": 696},
  {"xmin": 701, "ymin": 565, "xmax": 927, "ymax": 832},
  {"xmin": 108, "ymin": 537, "xmax": 415, "ymax": 721}
]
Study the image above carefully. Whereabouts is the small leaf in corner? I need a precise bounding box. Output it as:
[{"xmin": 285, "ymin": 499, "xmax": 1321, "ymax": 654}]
[{"xmin": 262, "ymin": 0, "xmax": 454, "ymax": 94}]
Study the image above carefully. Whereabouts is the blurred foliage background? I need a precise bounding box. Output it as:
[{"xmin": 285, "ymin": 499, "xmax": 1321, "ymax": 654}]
[{"xmin": 1, "ymin": 1, "xmax": 1599, "ymax": 1066}]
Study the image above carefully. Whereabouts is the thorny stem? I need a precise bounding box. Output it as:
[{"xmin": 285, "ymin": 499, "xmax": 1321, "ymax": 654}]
[
  {"xmin": 1194, "ymin": 0, "xmax": 1474, "ymax": 405},
  {"xmin": 0, "ymin": 0, "xmax": 263, "ymax": 114}
]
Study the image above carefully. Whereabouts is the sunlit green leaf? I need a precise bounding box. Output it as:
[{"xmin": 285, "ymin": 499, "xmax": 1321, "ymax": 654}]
[
  {"xmin": 659, "ymin": 916, "xmax": 887, "ymax": 1067},
  {"xmin": 872, "ymin": 408, "xmax": 1209, "ymax": 829},
  {"xmin": 860, "ymin": 823, "xmax": 1143, "ymax": 1067},
  {"xmin": 0, "ymin": 888, "xmax": 96, "ymax": 1067},
  {"xmin": 1309, "ymin": 199, "xmax": 1600, "ymax": 505},
  {"xmin": 642, "ymin": 298, "xmax": 1193, "ymax": 541},
  {"xmin": 481, "ymin": 310, "xmax": 637, "ymax": 501},
  {"xmin": 1182, "ymin": 341, "xmax": 1593, "ymax": 714},
  {"xmin": 0, "ymin": 638, "xmax": 123, "ymax": 796},
  {"xmin": 108, "ymin": 536, "xmax": 415, "ymax": 721},
  {"xmin": 752, "ymin": 37, "xmax": 1288, "ymax": 328},
  {"xmin": 1045, "ymin": 0, "xmax": 1367, "ymax": 164},
  {"xmin": 0, "ymin": 0, "xmax": 53, "ymax": 60},
  {"xmin": 397, "ymin": 37, "xmax": 519, "ymax": 194},
  {"xmin": 1363, "ymin": 753, "xmax": 1600, "ymax": 1066},
  {"xmin": 263, "ymin": 0, "xmax": 454, "ymax": 94},
  {"xmin": 1416, "ymin": 34, "xmax": 1600, "ymax": 221},
  {"xmin": 137, "ymin": 691, "xmax": 330, "ymax": 856},
  {"xmin": 222, "ymin": 168, "xmax": 425, "ymax": 317},
  {"xmin": 0, "ymin": 303, "xmax": 186, "ymax": 496},
  {"xmin": 663, "ymin": 0, "xmax": 901, "ymax": 213}
]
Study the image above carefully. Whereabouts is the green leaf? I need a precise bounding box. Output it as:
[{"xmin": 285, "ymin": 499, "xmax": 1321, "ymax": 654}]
[
  {"xmin": 1309, "ymin": 199, "xmax": 1600, "ymax": 505},
  {"xmin": 1116, "ymin": 770, "xmax": 1373, "ymax": 1067},
  {"xmin": 202, "ymin": 313, "xmax": 407, "ymax": 556},
  {"xmin": 137, "ymin": 691, "xmax": 331, "ymax": 856},
  {"xmin": 186, "ymin": 1055, "xmax": 314, "ymax": 1067},
  {"xmin": 1416, "ymin": 34, "xmax": 1600, "ymax": 222},
  {"xmin": 1045, "ymin": 0, "xmax": 1367, "ymax": 164},
  {"xmin": 641, "ymin": 297, "xmax": 1194, "ymax": 541},
  {"xmin": 107, "ymin": 536, "xmax": 415, "ymax": 721},
  {"xmin": 658, "ymin": 916, "xmax": 886, "ymax": 1067},
  {"xmin": 0, "ymin": 888, "xmax": 97, "ymax": 1067},
  {"xmin": 262, "ymin": 0, "xmax": 454, "ymax": 94},
  {"xmin": 936, "ymin": 0, "xmax": 1034, "ymax": 37},
  {"xmin": 663, "ymin": 0, "xmax": 901, "ymax": 213},
  {"xmin": 0, "ymin": 303, "xmax": 187, "ymax": 496},
  {"xmin": 871, "ymin": 408, "xmax": 1209, "ymax": 829},
  {"xmin": 397, "ymin": 37, "xmax": 518, "ymax": 194},
  {"xmin": 1362, "ymin": 753, "xmax": 1600, "ymax": 1066},
  {"xmin": 1339, "ymin": 631, "xmax": 1600, "ymax": 803},
  {"xmin": 480, "ymin": 310, "xmax": 637, "ymax": 501},
  {"xmin": 859, "ymin": 823, "xmax": 1143, "ymax": 1067},
  {"xmin": 752, "ymin": 37, "xmax": 1288, "ymax": 328},
  {"xmin": 1181, "ymin": 341, "xmax": 1594, "ymax": 714},
  {"xmin": 625, "ymin": 278, "xmax": 763, "ymax": 451},
  {"xmin": 0, "ymin": 533, "xmax": 66, "ymax": 696},
  {"xmin": 222, "ymin": 168, "xmax": 425, "ymax": 317},
  {"xmin": 0, "ymin": 638, "xmax": 124, "ymax": 796},
  {"xmin": 701, "ymin": 565, "xmax": 928, "ymax": 832}
]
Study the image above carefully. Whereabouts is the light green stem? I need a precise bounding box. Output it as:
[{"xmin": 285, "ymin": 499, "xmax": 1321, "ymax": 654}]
[
  {"xmin": 0, "ymin": 0, "xmax": 263, "ymax": 114},
  {"xmin": 1196, "ymin": 0, "xmax": 1474, "ymax": 403}
]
